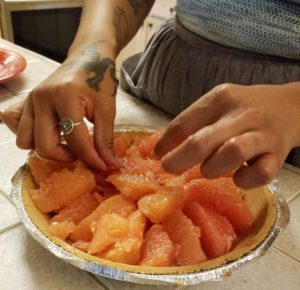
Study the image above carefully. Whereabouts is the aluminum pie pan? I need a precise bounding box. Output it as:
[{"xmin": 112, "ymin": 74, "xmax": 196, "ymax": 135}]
[{"xmin": 10, "ymin": 125, "xmax": 290, "ymax": 285}]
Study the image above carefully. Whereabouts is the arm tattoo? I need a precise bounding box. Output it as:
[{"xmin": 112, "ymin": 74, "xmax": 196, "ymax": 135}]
[
  {"xmin": 110, "ymin": 66, "xmax": 119, "ymax": 96},
  {"xmin": 82, "ymin": 42, "xmax": 118, "ymax": 94},
  {"xmin": 64, "ymin": 42, "xmax": 118, "ymax": 96},
  {"xmin": 113, "ymin": 6, "xmax": 129, "ymax": 51},
  {"xmin": 127, "ymin": 0, "xmax": 144, "ymax": 15}
]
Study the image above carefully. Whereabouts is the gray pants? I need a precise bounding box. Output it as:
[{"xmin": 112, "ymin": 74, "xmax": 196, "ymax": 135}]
[{"xmin": 120, "ymin": 17, "xmax": 300, "ymax": 167}]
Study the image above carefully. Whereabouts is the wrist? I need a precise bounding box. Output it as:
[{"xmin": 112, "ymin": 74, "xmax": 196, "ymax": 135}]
[{"xmin": 67, "ymin": 37, "xmax": 118, "ymax": 60}]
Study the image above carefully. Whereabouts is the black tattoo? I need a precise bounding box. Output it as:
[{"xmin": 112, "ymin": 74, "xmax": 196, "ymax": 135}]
[
  {"xmin": 113, "ymin": 6, "xmax": 129, "ymax": 52},
  {"xmin": 64, "ymin": 41, "xmax": 118, "ymax": 96},
  {"xmin": 113, "ymin": 6, "xmax": 123, "ymax": 28},
  {"xmin": 128, "ymin": 0, "xmax": 144, "ymax": 15},
  {"xmin": 110, "ymin": 66, "xmax": 119, "ymax": 96}
]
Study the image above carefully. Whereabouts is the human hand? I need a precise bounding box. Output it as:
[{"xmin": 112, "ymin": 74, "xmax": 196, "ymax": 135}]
[
  {"xmin": 0, "ymin": 42, "xmax": 118, "ymax": 171},
  {"xmin": 154, "ymin": 83, "xmax": 300, "ymax": 189}
]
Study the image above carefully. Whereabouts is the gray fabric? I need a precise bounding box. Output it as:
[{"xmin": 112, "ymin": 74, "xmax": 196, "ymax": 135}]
[
  {"xmin": 176, "ymin": 0, "xmax": 300, "ymax": 59},
  {"xmin": 120, "ymin": 17, "xmax": 300, "ymax": 167}
]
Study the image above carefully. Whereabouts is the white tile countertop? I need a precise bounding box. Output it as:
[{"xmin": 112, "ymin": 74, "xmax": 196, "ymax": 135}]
[{"xmin": 0, "ymin": 38, "xmax": 299, "ymax": 290}]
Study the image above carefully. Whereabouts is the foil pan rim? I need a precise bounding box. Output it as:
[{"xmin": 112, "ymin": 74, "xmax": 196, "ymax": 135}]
[{"xmin": 10, "ymin": 163, "xmax": 290, "ymax": 286}]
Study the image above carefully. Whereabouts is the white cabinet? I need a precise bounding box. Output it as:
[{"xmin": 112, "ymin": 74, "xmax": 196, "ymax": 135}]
[{"xmin": 116, "ymin": 0, "xmax": 177, "ymax": 75}]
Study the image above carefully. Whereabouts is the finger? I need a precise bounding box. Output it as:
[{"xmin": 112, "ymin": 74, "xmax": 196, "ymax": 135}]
[
  {"xmin": 34, "ymin": 106, "xmax": 76, "ymax": 162},
  {"xmin": 233, "ymin": 153, "xmax": 282, "ymax": 189},
  {"xmin": 201, "ymin": 131, "xmax": 267, "ymax": 179},
  {"xmin": 53, "ymin": 91, "xmax": 109, "ymax": 170},
  {"xmin": 0, "ymin": 100, "xmax": 25, "ymax": 133},
  {"xmin": 94, "ymin": 111, "xmax": 119, "ymax": 169},
  {"xmin": 155, "ymin": 90, "xmax": 223, "ymax": 158},
  {"xmin": 63, "ymin": 119, "xmax": 109, "ymax": 171},
  {"xmin": 16, "ymin": 95, "xmax": 35, "ymax": 149},
  {"xmin": 56, "ymin": 94, "xmax": 109, "ymax": 170},
  {"xmin": 160, "ymin": 115, "xmax": 257, "ymax": 174}
]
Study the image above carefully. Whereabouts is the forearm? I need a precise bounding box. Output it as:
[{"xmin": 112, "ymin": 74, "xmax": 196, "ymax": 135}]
[{"xmin": 68, "ymin": 0, "xmax": 155, "ymax": 58}]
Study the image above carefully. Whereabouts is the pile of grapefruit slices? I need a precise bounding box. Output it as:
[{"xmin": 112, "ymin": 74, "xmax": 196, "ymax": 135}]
[{"xmin": 28, "ymin": 130, "xmax": 254, "ymax": 267}]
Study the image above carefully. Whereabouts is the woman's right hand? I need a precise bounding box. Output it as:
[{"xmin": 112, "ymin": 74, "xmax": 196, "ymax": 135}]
[{"xmin": 0, "ymin": 42, "xmax": 119, "ymax": 171}]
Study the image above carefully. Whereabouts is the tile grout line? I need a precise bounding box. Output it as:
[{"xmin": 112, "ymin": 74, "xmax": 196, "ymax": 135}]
[
  {"xmin": 0, "ymin": 221, "xmax": 22, "ymax": 235},
  {"xmin": 287, "ymin": 190, "xmax": 300, "ymax": 204},
  {"xmin": 87, "ymin": 273, "xmax": 111, "ymax": 290},
  {"xmin": 0, "ymin": 137, "xmax": 15, "ymax": 146},
  {"xmin": 274, "ymin": 246, "xmax": 300, "ymax": 264},
  {"xmin": 0, "ymin": 189, "xmax": 17, "ymax": 206},
  {"xmin": 0, "ymin": 190, "xmax": 21, "ymax": 235},
  {"xmin": 283, "ymin": 163, "xmax": 300, "ymax": 175}
]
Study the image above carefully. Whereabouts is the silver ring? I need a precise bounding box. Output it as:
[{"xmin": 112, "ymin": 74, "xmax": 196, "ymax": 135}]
[{"xmin": 59, "ymin": 117, "xmax": 83, "ymax": 135}]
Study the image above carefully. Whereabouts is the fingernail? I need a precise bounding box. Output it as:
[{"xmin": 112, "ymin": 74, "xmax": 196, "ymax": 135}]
[{"xmin": 97, "ymin": 161, "xmax": 108, "ymax": 172}]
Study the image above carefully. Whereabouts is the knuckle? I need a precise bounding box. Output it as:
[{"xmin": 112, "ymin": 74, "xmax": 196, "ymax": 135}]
[
  {"xmin": 186, "ymin": 135, "xmax": 205, "ymax": 156},
  {"xmin": 214, "ymin": 83, "xmax": 235, "ymax": 97},
  {"xmin": 31, "ymin": 86, "xmax": 44, "ymax": 96},
  {"xmin": 31, "ymin": 87, "xmax": 45, "ymax": 101},
  {"xmin": 53, "ymin": 80, "xmax": 75, "ymax": 99},
  {"xmin": 168, "ymin": 118, "xmax": 187, "ymax": 141},
  {"xmin": 226, "ymin": 138, "xmax": 247, "ymax": 162},
  {"xmin": 54, "ymin": 80, "xmax": 75, "ymax": 94},
  {"xmin": 256, "ymin": 163, "xmax": 277, "ymax": 184},
  {"xmin": 212, "ymin": 83, "xmax": 238, "ymax": 109}
]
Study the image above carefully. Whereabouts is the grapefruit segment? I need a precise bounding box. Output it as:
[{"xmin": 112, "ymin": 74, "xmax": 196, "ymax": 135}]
[
  {"xmin": 114, "ymin": 133, "xmax": 131, "ymax": 157},
  {"xmin": 88, "ymin": 214, "xmax": 129, "ymax": 255},
  {"xmin": 182, "ymin": 165, "xmax": 202, "ymax": 182},
  {"xmin": 99, "ymin": 238, "xmax": 141, "ymax": 264},
  {"xmin": 107, "ymin": 173, "xmax": 157, "ymax": 200},
  {"xmin": 139, "ymin": 224, "xmax": 175, "ymax": 267},
  {"xmin": 72, "ymin": 241, "xmax": 90, "ymax": 252},
  {"xmin": 30, "ymin": 162, "xmax": 96, "ymax": 213},
  {"xmin": 28, "ymin": 154, "xmax": 75, "ymax": 185},
  {"xmin": 163, "ymin": 210, "xmax": 207, "ymax": 266},
  {"xmin": 185, "ymin": 202, "xmax": 236, "ymax": 259},
  {"xmin": 185, "ymin": 178, "xmax": 254, "ymax": 233},
  {"xmin": 70, "ymin": 194, "xmax": 136, "ymax": 242},
  {"xmin": 138, "ymin": 130, "xmax": 163, "ymax": 158},
  {"xmin": 49, "ymin": 220, "xmax": 76, "ymax": 240},
  {"xmin": 50, "ymin": 192, "xmax": 100, "ymax": 224},
  {"xmin": 99, "ymin": 210, "xmax": 147, "ymax": 264},
  {"xmin": 138, "ymin": 187, "xmax": 185, "ymax": 223}
]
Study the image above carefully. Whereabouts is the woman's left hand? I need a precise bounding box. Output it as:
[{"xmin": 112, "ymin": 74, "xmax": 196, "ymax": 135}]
[{"xmin": 154, "ymin": 83, "xmax": 300, "ymax": 189}]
